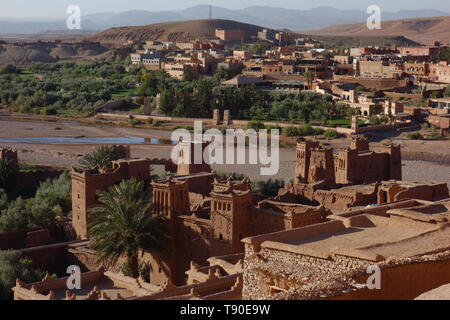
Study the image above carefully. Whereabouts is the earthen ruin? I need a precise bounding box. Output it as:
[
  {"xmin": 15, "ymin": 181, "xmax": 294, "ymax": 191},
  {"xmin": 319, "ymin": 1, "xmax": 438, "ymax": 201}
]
[{"xmin": 9, "ymin": 134, "xmax": 450, "ymax": 300}]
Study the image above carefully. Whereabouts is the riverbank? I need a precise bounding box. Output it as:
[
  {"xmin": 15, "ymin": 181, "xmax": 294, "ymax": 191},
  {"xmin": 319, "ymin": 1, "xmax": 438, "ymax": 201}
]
[{"xmin": 0, "ymin": 118, "xmax": 449, "ymax": 187}]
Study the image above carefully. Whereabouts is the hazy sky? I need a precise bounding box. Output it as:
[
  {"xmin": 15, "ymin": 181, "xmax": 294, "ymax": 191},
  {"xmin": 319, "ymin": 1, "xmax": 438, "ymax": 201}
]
[{"xmin": 1, "ymin": 0, "xmax": 450, "ymax": 18}]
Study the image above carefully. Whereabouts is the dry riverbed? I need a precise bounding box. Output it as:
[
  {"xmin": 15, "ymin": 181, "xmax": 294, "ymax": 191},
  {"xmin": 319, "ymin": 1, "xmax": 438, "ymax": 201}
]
[{"xmin": 0, "ymin": 117, "xmax": 449, "ymax": 187}]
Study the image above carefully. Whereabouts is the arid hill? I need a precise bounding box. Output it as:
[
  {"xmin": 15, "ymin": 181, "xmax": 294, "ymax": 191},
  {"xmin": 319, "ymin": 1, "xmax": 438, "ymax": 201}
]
[
  {"xmin": 89, "ymin": 19, "xmax": 271, "ymax": 44},
  {"xmin": 89, "ymin": 18, "xmax": 419, "ymax": 47},
  {"xmin": 308, "ymin": 16, "xmax": 450, "ymax": 45},
  {"xmin": 0, "ymin": 42, "xmax": 110, "ymax": 65}
]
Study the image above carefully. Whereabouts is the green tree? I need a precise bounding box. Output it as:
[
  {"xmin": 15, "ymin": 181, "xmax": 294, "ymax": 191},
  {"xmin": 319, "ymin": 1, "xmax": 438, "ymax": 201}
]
[
  {"xmin": 214, "ymin": 66, "xmax": 233, "ymax": 82},
  {"xmin": 159, "ymin": 88, "xmax": 175, "ymax": 116},
  {"xmin": 445, "ymin": 85, "xmax": 450, "ymax": 98},
  {"xmin": 79, "ymin": 145, "xmax": 122, "ymax": 170},
  {"xmin": 182, "ymin": 68, "xmax": 195, "ymax": 82},
  {"xmin": 194, "ymin": 78, "xmax": 214, "ymax": 117},
  {"xmin": 0, "ymin": 197, "xmax": 31, "ymax": 233},
  {"xmin": 0, "ymin": 64, "xmax": 18, "ymax": 74},
  {"xmin": 304, "ymin": 71, "xmax": 315, "ymax": 90},
  {"xmin": 88, "ymin": 179, "xmax": 171, "ymax": 278},
  {"xmin": 430, "ymin": 91, "xmax": 443, "ymax": 99},
  {"xmin": 323, "ymin": 129, "xmax": 340, "ymax": 139},
  {"xmin": 270, "ymin": 101, "xmax": 290, "ymax": 121},
  {"xmin": 31, "ymin": 172, "xmax": 72, "ymax": 223},
  {"xmin": 246, "ymin": 120, "xmax": 266, "ymax": 131},
  {"xmin": 0, "ymin": 159, "xmax": 14, "ymax": 190},
  {"xmin": 0, "ymin": 250, "xmax": 43, "ymax": 300},
  {"xmin": 0, "ymin": 172, "xmax": 71, "ymax": 233},
  {"xmin": 0, "ymin": 189, "xmax": 7, "ymax": 212}
]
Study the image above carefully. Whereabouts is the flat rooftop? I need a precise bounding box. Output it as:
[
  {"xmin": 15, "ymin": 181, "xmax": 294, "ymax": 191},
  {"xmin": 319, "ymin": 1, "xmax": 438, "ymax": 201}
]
[
  {"xmin": 243, "ymin": 208, "xmax": 450, "ymax": 262},
  {"xmin": 388, "ymin": 200, "xmax": 450, "ymax": 223}
]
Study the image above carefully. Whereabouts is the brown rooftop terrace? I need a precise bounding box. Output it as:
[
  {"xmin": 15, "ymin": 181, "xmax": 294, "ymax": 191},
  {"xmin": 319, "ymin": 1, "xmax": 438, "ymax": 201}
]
[{"xmin": 242, "ymin": 205, "xmax": 450, "ymax": 262}]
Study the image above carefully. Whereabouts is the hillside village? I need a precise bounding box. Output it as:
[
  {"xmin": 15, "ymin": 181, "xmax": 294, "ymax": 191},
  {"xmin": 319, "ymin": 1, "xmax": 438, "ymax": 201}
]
[{"xmin": 120, "ymin": 26, "xmax": 450, "ymax": 136}]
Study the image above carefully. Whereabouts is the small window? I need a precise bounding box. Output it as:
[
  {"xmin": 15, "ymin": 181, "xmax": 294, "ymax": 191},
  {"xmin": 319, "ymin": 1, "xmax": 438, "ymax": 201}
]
[
  {"xmin": 159, "ymin": 268, "xmax": 162, "ymax": 273},
  {"xmin": 219, "ymin": 234, "xmax": 223, "ymax": 240}
]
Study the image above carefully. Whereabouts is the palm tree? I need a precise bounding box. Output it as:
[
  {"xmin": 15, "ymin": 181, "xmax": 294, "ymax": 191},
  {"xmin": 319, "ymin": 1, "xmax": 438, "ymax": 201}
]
[
  {"xmin": 88, "ymin": 179, "xmax": 171, "ymax": 278},
  {"xmin": 79, "ymin": 145, "xmax": 121, "ymax": 170},
  {"xmin": 304, "ymin": 71, "xmax": 315, "ymax": 90}
]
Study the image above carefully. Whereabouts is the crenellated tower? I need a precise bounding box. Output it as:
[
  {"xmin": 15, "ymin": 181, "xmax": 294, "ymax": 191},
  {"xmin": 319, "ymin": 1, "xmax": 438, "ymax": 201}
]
[
  {"xmin": 295, "ymin": 138, "xmax": 320, "ymax": 184},
  {"xmin": 210, "ymin": 178, "xmax": 253, "ymax": 257}
]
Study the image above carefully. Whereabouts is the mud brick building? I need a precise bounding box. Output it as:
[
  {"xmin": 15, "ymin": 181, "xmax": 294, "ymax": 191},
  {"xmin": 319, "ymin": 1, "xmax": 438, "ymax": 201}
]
[
  {"xmin": 215, "ymin": 29, "xmax": 245, "ymax": 42},
  {"xmin": 279, "ymin": 136, "xmax": 449, "ymax": 212},
  {"xmin": 294, "ymin": 136, "xmax": 401, "ymax": 187},
  {"xmin": 0, "ymin": 147, "xmax": 19, "ymax": 170},
  {"xmin": 72, "ymin": 158, "xmax": 153, "ymax": 239},
  {"xmin": 149, "ymin": 176, "xmax": 330, "ymax": 286},
  {"xmin": 70, "ymin": 144, "xmax": 329, "ymax": 286},
  {"xmin": 242, "ymin": 198, "xmax": 450, "ymax": 300}
]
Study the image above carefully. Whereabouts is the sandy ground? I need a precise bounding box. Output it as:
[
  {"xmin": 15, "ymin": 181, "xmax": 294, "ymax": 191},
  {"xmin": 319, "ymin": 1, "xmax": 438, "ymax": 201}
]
[{"xmin": 0, "ymin": 117, "xmax": 449, "ymax": 187}]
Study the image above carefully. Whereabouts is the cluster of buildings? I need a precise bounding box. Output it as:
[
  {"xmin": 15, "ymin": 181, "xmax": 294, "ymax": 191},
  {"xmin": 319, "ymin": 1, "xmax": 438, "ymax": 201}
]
[
  {"xmin": 128, "ymin": 28, "xmax": 330, "ymax": 81},
  {"xmin": 127, "ymin": 30, "xmax": 449, "ymax": 134},
  {"xmin": 3, "ymin": 132, "xmax": 450, "ymax": 300}
]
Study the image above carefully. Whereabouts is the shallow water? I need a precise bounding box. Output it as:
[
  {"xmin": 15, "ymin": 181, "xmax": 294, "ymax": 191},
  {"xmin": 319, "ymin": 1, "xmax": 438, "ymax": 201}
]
[{"xmin": 0, "ymin": 136, "xmax": 178, "ymax": 145}]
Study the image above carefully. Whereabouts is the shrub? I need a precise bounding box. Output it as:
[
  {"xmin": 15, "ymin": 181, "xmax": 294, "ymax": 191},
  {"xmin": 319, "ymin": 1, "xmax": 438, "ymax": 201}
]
[
  {"xmin": 40, "ymin": 107, "xmax": 58, "ymax": 115},
  {"xmin": 0, "ymin": 64, "xmax": 18, "ymax": 74},
  {"xmin": 151, "ymin": 119, "xmax": 161, "ymax": 127},
  {"xmin": 129, "ymin": 118, "xmax": 142, "ymax": 127},
  {"xmin": 323, "ymin": 129, "xmax": 340, "ymax": 139},
  {"xmin": 430, "ymin": 131, "xmax": 443, "ymax": 140},
  {"xmin": 283, "ymin": 124, "xmax": 323, "ymax": 137},
  {"xmin": 265, "ymin": 124, "xmax": 282, "ymax": 133},
  {"xmin": 251, "ymin": 179, "xmax": 285, "ymax": 198},
  {"xmin": 444, "ymin": 85, "xmax": 450, "ymax": 98},
  {"xmin": 429, "ymin": 91, "xmax": 443, "ymax": 99},
  {"xmin": 429, "ymin": 128, "xmax": 444, "ymax": 140},
  {"xmin": 173, "ymin": 125, "xmax": 194, "ymax": 131},
  {"xmin": 283, "ymin": 126, "xmax": 299, "ymax": 137},
  {"xmin": 299, "ymin": 124, "xmax": 322, "ymax": 136},
  {"xmin": 246, "ymin": 120, "xmax": 265, "ymax": 131},
  {"xmin": 407, "ymin": 132, "xmax": 424, "ymax": 140}
]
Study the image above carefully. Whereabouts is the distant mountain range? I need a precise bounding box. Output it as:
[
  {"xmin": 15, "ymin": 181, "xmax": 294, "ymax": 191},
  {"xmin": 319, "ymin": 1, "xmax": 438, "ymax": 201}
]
[{"xmin": 0, "ymin": 5, "xmax": 449, "ymax": 35}]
